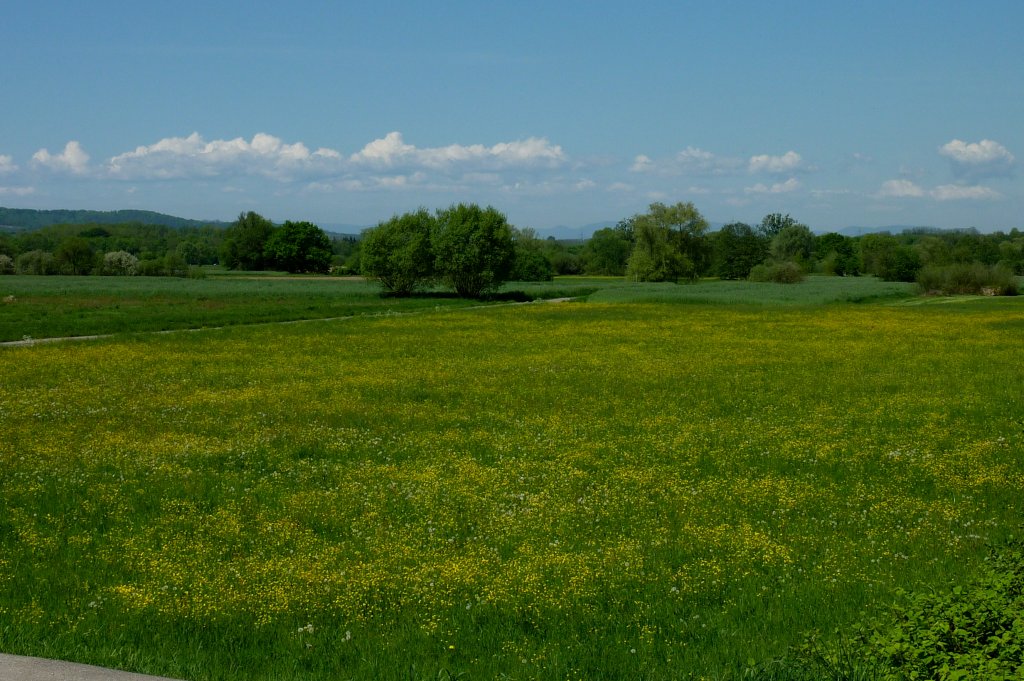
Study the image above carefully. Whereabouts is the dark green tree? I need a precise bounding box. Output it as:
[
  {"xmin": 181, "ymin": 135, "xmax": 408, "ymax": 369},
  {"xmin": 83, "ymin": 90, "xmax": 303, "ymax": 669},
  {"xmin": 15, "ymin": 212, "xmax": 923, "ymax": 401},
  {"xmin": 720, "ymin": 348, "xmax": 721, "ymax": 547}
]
[
  {"xmin": 770, "ymin": 224, "xmax": 815, "ymax": 266},
  {"xmin": 432, "ymin": 203, "xmax": 515, "ymax": 297},
  {"xmin": 583, "ymin": 227, "xmax": 632, "ymax": 276},
  {"xmin": 510, "ymin": 227, "xmax": 554, "ymax": 281},
  {"xmin": 815, "ymin": 232, "xmax": 859, "ymax": 275},
  {"xmin": 220, "ymin": 211, "xmax": 274, "ymax": 270},
  {"xmin": 360, "ymin": 210, "xmax": 436, "ymax": 294},
  {"xmin": 264, "ymin": 221, "xmax": 333, "ymax": 274},
  {"xmin": 54, "ymin": 236, "xmax": 96, "ymax": 275},
  {"xmin": 859, "ymin": 233, "xmax": 921, "ymax": 281},
  {"xmin": 712, "ymin": 222, "xmax": 768, "ymax": 280}
]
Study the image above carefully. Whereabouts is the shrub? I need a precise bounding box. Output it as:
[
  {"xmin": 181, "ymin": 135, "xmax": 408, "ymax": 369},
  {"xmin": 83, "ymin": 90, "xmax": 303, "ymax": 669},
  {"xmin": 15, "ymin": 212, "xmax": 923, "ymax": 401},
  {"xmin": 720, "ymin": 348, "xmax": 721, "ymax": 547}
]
[
  {"xmin": 748, "ymin": 260, "xmax": 805, "ymax": 283},
  {"xmin": 917, "ymin": 262, "xmax": 1019, "ymax": 296},
  {"xmin": 16, "ymin": 250, "xmax": 58, "ymax": 275},
  {"xmin": 432, "ymin": 203, "xmax": 515, "ymax": 298},
  {"xmin": 101, "ymin": 251, "xmax": 140, "ymax": 276},
  {"xmin": 360, "ymin": 209, "xmax": 435, "ymax": 295},
  {"xmin": 0, "ymin": 254, "xmax": 14, "ymax": 275}
]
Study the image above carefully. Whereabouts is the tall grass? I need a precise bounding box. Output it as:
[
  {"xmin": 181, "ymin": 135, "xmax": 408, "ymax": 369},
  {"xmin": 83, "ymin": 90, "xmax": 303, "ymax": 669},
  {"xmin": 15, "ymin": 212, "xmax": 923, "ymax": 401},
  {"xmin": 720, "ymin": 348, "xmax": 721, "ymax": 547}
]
[{"xmin": 2, "ymin": 297, "xmax": 1022, "ymax": 678}]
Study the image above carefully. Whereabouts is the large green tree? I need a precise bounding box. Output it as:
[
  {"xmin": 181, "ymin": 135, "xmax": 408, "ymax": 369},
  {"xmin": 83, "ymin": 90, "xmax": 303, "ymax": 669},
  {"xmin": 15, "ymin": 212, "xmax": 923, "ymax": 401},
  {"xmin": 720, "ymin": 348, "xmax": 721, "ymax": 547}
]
[
  {"xmin": 54, "ymin": 236, "xmax": 96, "ymax": 275},
  {"xmin": 509, "ymin": 227, "xmax": 554, "ymax": 282},
  {"xmin": 432, "ymin": 203, "xmax": 515, "ymax": 297},
  {"xmin": 264, "ymin": 221, "xmax": 333, "ymax": 274},
  {"xmin": 583, "ymin": 227, "xmax": 632, "ymax": 276},
  {"xmin": 626, "ymin": 202, "xmax": 709, "ymax": 282},
  {"xmin": 712, "ymin": 222, "xmax": 768, "ymax": 280},
  {"xmin": 360, "ymin": 209, "xmax": 436, "ymax": 294},
  {"xmin": 220, "ymin": 211, "xmax": 274, "ymax": 270}
]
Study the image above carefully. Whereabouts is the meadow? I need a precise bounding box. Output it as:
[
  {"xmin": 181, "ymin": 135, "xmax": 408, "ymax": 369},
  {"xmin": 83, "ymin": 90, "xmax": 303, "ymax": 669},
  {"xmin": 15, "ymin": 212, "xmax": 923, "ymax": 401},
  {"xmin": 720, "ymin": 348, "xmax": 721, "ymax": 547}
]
[{"xmin": 1, "ymin": 276, "xmax": 1022, "ymax": 679}]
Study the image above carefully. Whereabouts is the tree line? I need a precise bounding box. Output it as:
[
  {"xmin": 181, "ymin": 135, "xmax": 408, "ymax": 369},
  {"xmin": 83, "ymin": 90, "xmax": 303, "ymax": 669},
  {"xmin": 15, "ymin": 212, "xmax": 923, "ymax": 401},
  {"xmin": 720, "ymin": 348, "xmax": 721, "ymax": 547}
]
[
  {"xmin": 2, "ymin": 202, "xmax": 1021, "ymax": 296},
  {"xmin": 0, "ymin": 213, "xmax": 350, "ymax": 277}
]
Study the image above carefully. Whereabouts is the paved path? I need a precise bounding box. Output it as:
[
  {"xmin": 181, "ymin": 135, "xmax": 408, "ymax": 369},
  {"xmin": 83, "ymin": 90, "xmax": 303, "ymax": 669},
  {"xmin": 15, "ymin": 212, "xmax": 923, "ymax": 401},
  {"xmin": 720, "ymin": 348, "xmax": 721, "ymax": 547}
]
[{"xmin": 0, "ymin": 654, "xmax": 183, "ymax": 681}]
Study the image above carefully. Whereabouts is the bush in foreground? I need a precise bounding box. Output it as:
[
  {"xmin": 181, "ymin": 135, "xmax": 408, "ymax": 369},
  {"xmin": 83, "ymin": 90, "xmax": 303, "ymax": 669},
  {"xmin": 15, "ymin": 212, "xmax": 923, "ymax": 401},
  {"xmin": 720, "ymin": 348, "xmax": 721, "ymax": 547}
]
[
  {"xmin": 749, "ymin": 539, "xmax": 1024, "ymax": 680},
  {"xmin": 916, "ymin": 262, "xmax": 1018, "ymax": 296}
]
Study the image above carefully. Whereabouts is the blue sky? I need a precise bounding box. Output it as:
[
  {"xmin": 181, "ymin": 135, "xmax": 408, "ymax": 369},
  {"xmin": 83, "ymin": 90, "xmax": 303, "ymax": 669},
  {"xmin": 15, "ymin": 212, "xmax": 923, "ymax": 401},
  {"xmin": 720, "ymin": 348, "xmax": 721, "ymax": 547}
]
[{"xmin": 2, "ymin": 1, "xmax": 1021, "ymax": 233}]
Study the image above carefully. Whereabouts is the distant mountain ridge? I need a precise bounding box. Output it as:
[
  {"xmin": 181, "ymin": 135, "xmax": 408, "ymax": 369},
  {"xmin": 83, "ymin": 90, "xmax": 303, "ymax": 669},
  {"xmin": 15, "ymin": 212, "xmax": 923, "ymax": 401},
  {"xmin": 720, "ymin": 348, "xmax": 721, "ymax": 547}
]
[{"xmin": 0, "ymin": 207, "xmax": 230, "ymax": 231}]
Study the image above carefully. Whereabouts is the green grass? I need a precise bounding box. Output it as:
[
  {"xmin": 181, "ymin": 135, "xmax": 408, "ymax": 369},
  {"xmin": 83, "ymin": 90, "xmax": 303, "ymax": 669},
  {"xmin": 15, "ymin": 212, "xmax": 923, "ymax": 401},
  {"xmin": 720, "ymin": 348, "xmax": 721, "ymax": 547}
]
[
  {"xmin": 583, "ymin": 275, "xmax": 918, "ymax": 306},
  {"xmin": 2, "ymin": 292, "xmax": 1023, "ymax": 679},
  {"xmin": 0, "ymin": 275, "xmax": 480, "ymax": 342}
]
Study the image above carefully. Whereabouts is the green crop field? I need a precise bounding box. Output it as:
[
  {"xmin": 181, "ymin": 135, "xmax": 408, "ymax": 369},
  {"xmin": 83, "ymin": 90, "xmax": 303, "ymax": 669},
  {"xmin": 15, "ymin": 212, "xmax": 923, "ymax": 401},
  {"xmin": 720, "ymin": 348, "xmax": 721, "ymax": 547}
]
[{"xmin": 1, "ymin": 276, "xmax": 1022, "ymax": 679}]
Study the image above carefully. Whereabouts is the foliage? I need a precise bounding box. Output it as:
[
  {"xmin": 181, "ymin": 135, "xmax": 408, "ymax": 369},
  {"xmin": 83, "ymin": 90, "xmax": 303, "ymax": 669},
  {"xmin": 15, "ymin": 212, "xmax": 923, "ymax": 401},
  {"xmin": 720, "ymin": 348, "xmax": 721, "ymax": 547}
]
[
  {"xmin": 221, "ymin": 212, "xmax": 275, "ymax": 270},
  {"xmin": 101, "ymin": 251, "xmax": 140, "ymax": 276},
  {"xmin": 626, "ymin": 201, "xmax": 709, "ymax": 282},
  {"xmin": 0, "ymin": 254, "xmax": 13, "ymax": 274},
  {"xmin": 360, "ymin": 210, "xmax": 436, "ymax": 294},
  {"xmin": 758, "ymin": 212, "xmax": 801, "ymax": 240},
  {"xmin": 749, "ymin": 260, "xmax": 805, "ymax": 283},
  {"xmin": 54, "ymin": 236, "xmax": 97, "ymax": 275},
  {"xmin": 432, "ymin": 203, "xmax": 515, "ymax": 297},
  {"xmin": 2, "ymin": 299, "xmax": 1022, "ymax": 679},
  {"xmin": 754, "ymin": 540, "xmax": 1024, "ymax": 680},
  {"xmin": 815, "ymin": 233, "xmax": 860, "ymax": 276},
  {"xmin": 509, "ymin": 227, "xmax": 554, "ymax": 281},
  {"xmin": 15, "ymin": 249, "xmax": 58, "ymax": 275},
  {"xmin": 713, "ymin": 222, "xmax": 768, "ymax": 280},
  {"xmin": 860, "ymin": 234, "xmax": 921, "ymax": 282},
  {"xmin": 582, "ymin": 227, "xmax": 632, "ymax": 276},
  {"xmin": 540, "ymin": 238, "xmax": 583, "ymax": 275},
  {"xmin": 770, "ymin": 224, "xmax": 815, "ymax": 266},
  {"xmin": 916, "ymin": 262, "xmax": 1019, "ymax": 296},
  {"xmin": 264, "ymin": 221, "xmax": 333, "ymax": 274}
]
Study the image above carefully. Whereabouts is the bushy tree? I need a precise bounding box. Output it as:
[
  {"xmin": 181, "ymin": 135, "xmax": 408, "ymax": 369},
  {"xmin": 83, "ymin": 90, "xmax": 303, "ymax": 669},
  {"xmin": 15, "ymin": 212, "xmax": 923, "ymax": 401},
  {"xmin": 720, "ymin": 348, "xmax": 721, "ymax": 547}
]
[
  {"xmin": 712, "ymin": 222, "xmax": 767, "ymax": 279},
  {"xmin": 220, "ymin": 211, "xmax": 274, "ymax": 270},
  {"xmin": 770, "ymin": 224, "xmax": 815, "ymax": 266},
  {"xmin": 360, "ymin": 209, "xmax": 436, "ymax": 294},
  {"xmin": 815, "ymin": 232, "xmax": 859, "ymax": 276},
  {"xmin": 860, "ymin": 233, "xmax": 921, "ymax": 282},
  {"xmin": 55, "ymin": 236, "xmax": 96, "ymax": 275},
  {"xmin": 757, "ymin": 212, "xmax": 800, "ymax": 240},
  {"xmin": 510, "ymin": 227, "xmax": 554, "ymax": 281},
  {"xmin": 626, "ymin": 201, "xmax": 709, "ymax": 282},
  {"xmin": 432, "ymin": 203, "xmax": 515, "ymax": 297},
  {"xmin": 583, "ymin": 227, "xmax": 632, "ymax": 275},
  {"xmin": 101, "ymin": 251, "xmax": 140, "ymax": 276},
  {"xmin": 265, "ymin": 221, "xmax": 333, "ymax": 274},
  {"xmin": 15, "ymin": 250, "xmax": 57, "ymax": 275},
  {"xmin": 0, "ymin": 254, "xmax": 14, "ymax": 274}
]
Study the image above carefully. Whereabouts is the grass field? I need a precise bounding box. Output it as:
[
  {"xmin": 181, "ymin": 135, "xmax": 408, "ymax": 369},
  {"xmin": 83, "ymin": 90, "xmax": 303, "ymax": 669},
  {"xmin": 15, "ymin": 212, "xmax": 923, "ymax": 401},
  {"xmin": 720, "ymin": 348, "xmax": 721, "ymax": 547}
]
[{"xmin": 1, "ymin": 276, "xmax": 1023, "ymax": 679}]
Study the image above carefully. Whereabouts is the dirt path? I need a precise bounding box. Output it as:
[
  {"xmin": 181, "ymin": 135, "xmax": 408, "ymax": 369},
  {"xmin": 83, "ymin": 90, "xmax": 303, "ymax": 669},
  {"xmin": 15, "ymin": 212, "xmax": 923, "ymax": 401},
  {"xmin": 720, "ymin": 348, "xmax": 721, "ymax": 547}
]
[{"xmin": 0, "ymin": 653, "xmax": 183, "ymax": 681}]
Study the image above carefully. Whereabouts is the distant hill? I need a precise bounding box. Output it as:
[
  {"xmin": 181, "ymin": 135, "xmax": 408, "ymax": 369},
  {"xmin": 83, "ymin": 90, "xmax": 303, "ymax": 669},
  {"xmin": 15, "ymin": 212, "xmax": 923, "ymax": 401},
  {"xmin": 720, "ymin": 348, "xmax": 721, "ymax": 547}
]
[{"xmin": 0, "ymin": 207, "xmax": 230, "ymax": 231}]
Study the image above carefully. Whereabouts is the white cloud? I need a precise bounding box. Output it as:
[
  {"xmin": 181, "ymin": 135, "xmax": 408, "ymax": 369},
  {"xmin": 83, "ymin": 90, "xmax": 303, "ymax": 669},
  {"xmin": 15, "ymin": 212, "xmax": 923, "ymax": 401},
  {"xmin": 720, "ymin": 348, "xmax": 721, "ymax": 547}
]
[
  {"xmin": 349, "ymin": 131, "xmax": 565, "ymax": 170},
  {"xmin": 106, "ymin": 132, "xmax": 342, "ymax": 180},
  {"xmin": 573, "ymin": 179, "xmax": 596, "ymax": 191},
  {"xmin": 630, "ymin": 147, "xmax": 742, "ymax": 176},
  {"xmin": 32, "ymin": 141, "xmax": 91, "ymax": 174},
  {"xmin": 939, "ymin": 139, "xmax": 1014, "ymax": 164},
  {"xmin": 0, "ymin": 185, "xmax": 35, "ymax": 196},
  {"xmin": 0, "ymin": 155, "xmax": 17, "ymax": 174},
  {"xmin": 877, "ymin": 179, "xmax": 1001, "ymax": 201},
  {"xmin": 877, "ymin": 179, "xmax": 926, "ymax": 198},
  {"xmin": 745, "ymin": 178, "xmax": 801, "ymax": 194},
  {"xmin": 748, "ymin": 151, "xmax": 803, "ymax": 174},
  {"xmin": 930, "ymin": 184, "xmax": 1002, "ymax": 201},
  {"xmin": 607, "ymin": 182, "xmax": 633, "ymax": 192}
]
